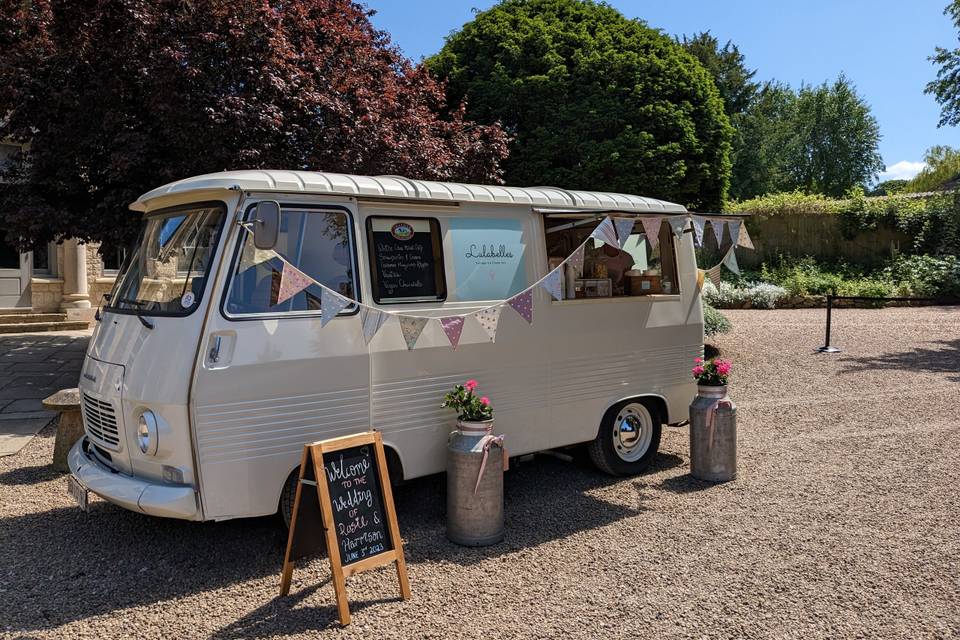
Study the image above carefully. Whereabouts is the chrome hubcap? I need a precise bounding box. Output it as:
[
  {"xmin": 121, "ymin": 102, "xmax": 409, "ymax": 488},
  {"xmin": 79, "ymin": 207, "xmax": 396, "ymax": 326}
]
[{"xmin": 612, "ymin": 403, "xmax": 653, "ymax": 462}]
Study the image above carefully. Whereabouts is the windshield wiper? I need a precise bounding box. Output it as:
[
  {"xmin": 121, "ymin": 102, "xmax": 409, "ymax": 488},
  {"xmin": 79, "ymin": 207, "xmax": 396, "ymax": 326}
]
[{"xmin": 114, "ymin": 297, "xmax": 155, "ymax": 330}]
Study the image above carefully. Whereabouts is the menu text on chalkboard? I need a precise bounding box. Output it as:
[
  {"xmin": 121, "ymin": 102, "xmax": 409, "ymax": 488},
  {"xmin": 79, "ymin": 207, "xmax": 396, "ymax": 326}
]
[
  {"xmin": 323, "ymin": 444, "xmax": 393, "ymax": 565},
  {"xmin": 367, "ymin": 217, "xmax": 446, "ymax": 303}
]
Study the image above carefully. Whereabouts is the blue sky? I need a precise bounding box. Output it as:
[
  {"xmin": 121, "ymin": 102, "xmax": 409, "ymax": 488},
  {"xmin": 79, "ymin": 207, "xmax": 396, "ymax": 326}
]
[{"xmin": 363, "ymin": 0, "xmax": 960, "ymax": 182}]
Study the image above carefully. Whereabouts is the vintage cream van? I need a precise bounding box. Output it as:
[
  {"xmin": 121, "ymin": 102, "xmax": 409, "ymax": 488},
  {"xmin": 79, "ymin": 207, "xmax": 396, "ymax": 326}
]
[{"xmin": 67, "ymin": 171, "xmax": 704, "ymax": 522}]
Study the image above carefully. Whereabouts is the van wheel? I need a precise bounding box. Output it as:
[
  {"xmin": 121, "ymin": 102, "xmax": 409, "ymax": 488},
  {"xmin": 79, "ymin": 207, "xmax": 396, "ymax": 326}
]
[
  {"xmin": 588, "ymin": 400, "xmax": 662, "ymax": 476},
  {"xmin": 279, "ymin": 468, "xmax": 299, "ymax": 529}
]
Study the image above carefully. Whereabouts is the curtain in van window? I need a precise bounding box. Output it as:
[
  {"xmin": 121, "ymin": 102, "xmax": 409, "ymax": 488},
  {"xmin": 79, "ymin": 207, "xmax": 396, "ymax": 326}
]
[{"xmin": 225, "ymin": 208, "xmax": 357, "ymax": 315}]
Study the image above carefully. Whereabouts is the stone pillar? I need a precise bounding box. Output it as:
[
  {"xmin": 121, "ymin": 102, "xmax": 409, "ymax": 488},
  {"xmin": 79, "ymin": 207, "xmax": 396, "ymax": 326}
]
[{"xmin": 60, "ymin": 238, "xmax": 92, "ymax": 321}]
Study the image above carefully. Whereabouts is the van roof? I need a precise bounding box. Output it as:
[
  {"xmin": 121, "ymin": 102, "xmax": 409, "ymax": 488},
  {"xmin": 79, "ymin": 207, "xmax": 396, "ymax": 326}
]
[{"xmin": 131, "ymin": 170, "xmax": 687, "ymax": 214}]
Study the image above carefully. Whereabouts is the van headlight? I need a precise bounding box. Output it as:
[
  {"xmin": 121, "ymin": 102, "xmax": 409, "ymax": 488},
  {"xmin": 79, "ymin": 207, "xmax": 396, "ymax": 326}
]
[{"xmin": 137, "ymin": 411, "xmax": 159, "ymax": 456}]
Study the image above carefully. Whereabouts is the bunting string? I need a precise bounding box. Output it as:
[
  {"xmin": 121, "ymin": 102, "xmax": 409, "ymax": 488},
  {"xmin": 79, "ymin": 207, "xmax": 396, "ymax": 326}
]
[{"xmin": 254, "ymin": 212, "xmax": 751, "ymax": 347}]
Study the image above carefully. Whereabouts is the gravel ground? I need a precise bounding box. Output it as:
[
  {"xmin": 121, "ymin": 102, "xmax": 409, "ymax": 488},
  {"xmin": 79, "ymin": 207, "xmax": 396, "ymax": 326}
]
[{"xmin": 1, "ymin": 307, "xmax": 958, "ymax": 639}]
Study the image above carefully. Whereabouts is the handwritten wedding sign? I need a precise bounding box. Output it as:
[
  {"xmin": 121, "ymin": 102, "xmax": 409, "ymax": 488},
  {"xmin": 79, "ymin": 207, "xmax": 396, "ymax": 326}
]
[{"xmin": 280, "ymin": 432, "xmax": 410, "ymax": 626}]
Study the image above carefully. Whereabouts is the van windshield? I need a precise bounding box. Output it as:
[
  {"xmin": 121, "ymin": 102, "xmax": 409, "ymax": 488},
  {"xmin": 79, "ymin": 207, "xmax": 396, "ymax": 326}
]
[{"xmin": 108, "ymin": 203, "xmax": 226, "ymax": 315}]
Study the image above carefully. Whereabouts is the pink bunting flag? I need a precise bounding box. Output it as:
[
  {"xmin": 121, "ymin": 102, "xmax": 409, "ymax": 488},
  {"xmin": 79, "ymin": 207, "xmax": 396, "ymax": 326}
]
[
  {"xmin": 613, "ymin": 218, "xmax": 635, "ymax": 248},
  {"xmin": 640, "ymin": 217, "xmax": 663, "ymax": 249},
  {"xmin": 439, "ymin": 316, "xmax": 465, "ymax": 350},
  {"xmin": 735, "ymin": 221, "xmax": 754, "ymax": 250},
  {"xmin": 508, "ymin": 289, "xmax": 534, "ymax": 324},
  {"xmin": 276, "ymin": 262, "xmax": 313, "ymax": 305},
  {"xmin": 590, "ymin": 217, "xmax": 619, "ymax": 247}
]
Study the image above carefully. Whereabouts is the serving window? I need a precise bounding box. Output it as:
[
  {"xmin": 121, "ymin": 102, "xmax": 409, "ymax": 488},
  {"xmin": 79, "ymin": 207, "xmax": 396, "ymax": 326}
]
[
  {"xmin": 543, "ymin": 214, "xmax": 680, "ymax": 300},
  {"xmin": 366, "ymin": 216, "xmax": 447, "ymax": 304}
]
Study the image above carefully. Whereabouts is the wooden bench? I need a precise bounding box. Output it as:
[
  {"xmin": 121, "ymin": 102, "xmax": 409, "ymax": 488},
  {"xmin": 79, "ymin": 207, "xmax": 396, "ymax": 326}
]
[{"xmin": 42, "ymin": 388, "xmax": 83, "ymax": 473}]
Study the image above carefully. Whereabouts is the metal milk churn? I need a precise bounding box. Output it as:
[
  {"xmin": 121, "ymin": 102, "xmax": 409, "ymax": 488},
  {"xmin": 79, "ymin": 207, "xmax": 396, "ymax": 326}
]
[
  {"xmin": 446, "ymin": 421, "xmax": 505, "ymax": 546},
  {"xmin": 689, "ymin": 385, "xmax": 737, "ymax": 482}
]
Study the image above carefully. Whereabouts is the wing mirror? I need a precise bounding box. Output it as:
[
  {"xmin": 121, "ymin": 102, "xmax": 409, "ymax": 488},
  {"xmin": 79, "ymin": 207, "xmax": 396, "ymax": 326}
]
[{"xmin": 252, "ymin": 201, "xmax": 280, "ymax": 250}]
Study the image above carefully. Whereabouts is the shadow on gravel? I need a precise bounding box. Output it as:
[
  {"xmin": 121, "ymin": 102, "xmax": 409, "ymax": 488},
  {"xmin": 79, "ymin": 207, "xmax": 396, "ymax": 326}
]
[
  {"xmin": 657, "ymin": 474, "xmax": 719, "ymax": 494},
  {"xmin": 212, "ymin": 583, "xmax": 402, "ymax": 638},
  {"xmin": 397, "ymin": 453, "xmax": 676, "ymax": 566},
  {"xmin": 0, "ymin": 463, "xmax": 64, "ymax": 486},
  {"xmin": 838, "ymin": 338, "xmax": 960, "ymax": 382},
  {"xmin": 1, "ymin": 453, "xmax": 673, "ymax": 633}
]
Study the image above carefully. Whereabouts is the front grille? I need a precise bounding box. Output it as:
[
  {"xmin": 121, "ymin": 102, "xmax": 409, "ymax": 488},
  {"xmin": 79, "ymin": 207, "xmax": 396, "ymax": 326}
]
[{"xmin": 82, "ymin": 393, "xmax": 121, "ymax": 449}]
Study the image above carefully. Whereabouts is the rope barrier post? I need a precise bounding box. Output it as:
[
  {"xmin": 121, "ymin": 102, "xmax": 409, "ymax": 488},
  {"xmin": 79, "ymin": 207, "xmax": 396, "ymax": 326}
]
[{"xmin": 817, "ymin": 292, "xmax": 842, "ymax": 353}]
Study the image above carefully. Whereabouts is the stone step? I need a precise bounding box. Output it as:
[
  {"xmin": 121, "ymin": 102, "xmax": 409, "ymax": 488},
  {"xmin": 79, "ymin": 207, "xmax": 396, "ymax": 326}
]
[
  {"xmin": 0, "ymin": 313, "xmax": 68, "ymax": 324},
  {"xmin": 0, "ymin": 308, "xmax": 33, "ymax": 315},
  {"xmin": 0, "ymin": 320, "xmax": 90, "ymax": 334}
]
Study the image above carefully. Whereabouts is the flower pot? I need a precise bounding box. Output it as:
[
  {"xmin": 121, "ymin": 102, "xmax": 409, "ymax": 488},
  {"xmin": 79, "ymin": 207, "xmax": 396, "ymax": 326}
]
[
  {"xmin": 689, "ymin": 384, "xmax": 736, "ymax": 482},
  {"xmin": 457, "ymin": 418, "xmax": 495, "ymax": 436}
]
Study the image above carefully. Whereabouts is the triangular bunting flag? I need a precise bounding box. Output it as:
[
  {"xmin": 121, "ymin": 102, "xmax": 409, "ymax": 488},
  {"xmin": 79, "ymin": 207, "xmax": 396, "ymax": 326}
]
[
  {"xmin": 540, "ymin": 267, "xmax": 563, "ymax": 301},
  {"xmin": 590, "ymin": 217, "xmax": 619, "ymax": 247},
  {"xmin": 640, "ymin": 217, "xmax": 663, "ymax": 249},
  {"xmin": 711, "ymin": 219, "xmax": 726, "ymax": 246},
  {"xmin": 708, "ymin": 264, "xmax": 722, "ymax": 289},
  {"xmin": 669, "ymin": 216, "xmax": 689, "ymax": 239},
  {"xmin": 613, "ymin": 218, "xmax": 635, "ymax": 248},
  {"xmin": 696, "ymin": 268, "xmax": 706, "ymax": 290},
  {"xmin": 475, "ymin": 307, "xmax": 502, "ymax": 342},
  {"xmin": 729, "ymin": 221, "xmax": 742, "ymax": 250},
  {"xmin": 439, "ymin": 316, "xmax": 465, "ymax": 350},
  {"xmin": 722, "ymin": 247, "xmax": 740, "ymax": 275},
  {"xmin": 566, "ymin": 242, "xmax": 585, "ymax": 275},
  {"xmin": 320, "ymin": 287, "xmax": 351, "ymax": 327},
  {"xmin": 276, "ymin": 262, "xmax": 313, "ymax": 305},
  {"xmin": 736, "ymin": 222, "xmax": 754, "ymax": 250},
  {"xmin": 360, "ymin": 307, "xmax": 391, "ymax": 344},
  {"xmin": 691, "ymin": 216, "xmax": 706, "ymax": 247},
  {"xmin": 399, "ymin": 316, "xmax": 429, "ymax": 350},
  {"xmin": 240, "ymin": 243, "xmax": 276, "ymax": 272},
  {"xmin": 507, "ymin": 290, "xmax": 534, "ymax": 324}
]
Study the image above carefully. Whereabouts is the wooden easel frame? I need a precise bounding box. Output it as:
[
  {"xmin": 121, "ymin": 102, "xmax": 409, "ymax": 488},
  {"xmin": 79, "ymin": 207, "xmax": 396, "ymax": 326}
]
[{"xmin": 279, "ymin": 431, "xmax": 410, "ymax": 625}]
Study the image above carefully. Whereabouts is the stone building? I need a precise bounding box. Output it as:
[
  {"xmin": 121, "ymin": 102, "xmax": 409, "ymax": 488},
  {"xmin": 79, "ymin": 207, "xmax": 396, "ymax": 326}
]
[{"xmin": 1, "ymin": 140, "xmax": 115, "ymax": 331}]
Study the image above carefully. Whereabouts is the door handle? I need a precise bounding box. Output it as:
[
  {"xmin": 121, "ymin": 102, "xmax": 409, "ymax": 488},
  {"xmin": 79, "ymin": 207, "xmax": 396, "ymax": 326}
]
[{"xmin": 208, "ymin": 335, "xmax": 223, "ymax": 363}]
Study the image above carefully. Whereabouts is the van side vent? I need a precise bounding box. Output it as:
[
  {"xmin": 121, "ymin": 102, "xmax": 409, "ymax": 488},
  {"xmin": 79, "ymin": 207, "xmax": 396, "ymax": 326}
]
[{"xmin": 82, "ymin": 392, "xmax": 121, "ymax": 449}]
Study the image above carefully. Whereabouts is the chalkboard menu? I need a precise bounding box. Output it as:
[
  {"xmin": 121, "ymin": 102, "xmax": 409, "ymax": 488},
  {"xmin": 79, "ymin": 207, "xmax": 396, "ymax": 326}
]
[
  {"xmin": 280, "ymin": 431, "xmax": 410, "ymax": 626},
  {"xmin": 322, "ymin": 444, "xmax": 393, "ymax": 565},
  {"xmin": 367, "ymin": 217, "xmax": 446, "ymax": 303}
]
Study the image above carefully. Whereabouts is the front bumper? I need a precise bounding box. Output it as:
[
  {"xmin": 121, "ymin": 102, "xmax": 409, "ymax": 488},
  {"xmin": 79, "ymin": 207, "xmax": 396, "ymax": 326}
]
[{"xmin": 68, "ymin": 438, "xmax": 200, "ymax": 521}]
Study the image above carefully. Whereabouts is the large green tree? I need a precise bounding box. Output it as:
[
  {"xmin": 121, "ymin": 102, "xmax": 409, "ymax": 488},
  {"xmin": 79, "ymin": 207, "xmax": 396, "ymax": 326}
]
[
  {"xmin": 680, "ymin": 32, "xmax": 758, "ymax": 119},
  {"xmin": 927, "ymin": 0, "xmax": 960, "ymax": 126},
  {"xmin": 783, "ymin": 76, "xmax": 884, "ymax": 197},
  {"xmin": 0, "ymin": 0, "xmax": 508, "ymax": 251},
  {"xmin": 730, "ymin": 81, "xmax": 797, "ymax": 199},
  {"xmin": 427, "ymin": 0, "xmax": 733, "ymax": 210}
]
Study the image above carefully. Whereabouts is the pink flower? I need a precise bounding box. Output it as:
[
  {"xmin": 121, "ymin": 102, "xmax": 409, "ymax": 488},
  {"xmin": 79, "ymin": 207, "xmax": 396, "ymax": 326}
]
[
  {"xmin": 464, "ymin": 379, "xmax": 478, "ymax": 391},
  {"xmin": 694, "ymin": 357, "xmax": 703, "ymax": 363},
  {"xmin": 692, "ymin": 365, "xmax": 705, "ymax": 376},
  {"xmin": 480, "ymin": 396, "xmax": 490, "ymax": 405},
  {"xmin": 716, "ymin": 361, "xmax": 731, "ymax": 376}
]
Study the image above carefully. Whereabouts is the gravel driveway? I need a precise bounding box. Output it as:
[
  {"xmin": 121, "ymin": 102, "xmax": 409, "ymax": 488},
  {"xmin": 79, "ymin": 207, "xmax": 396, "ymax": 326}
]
[{"xmin": 1, "ymin": 307, "xmax": 958, "ymax": 639}]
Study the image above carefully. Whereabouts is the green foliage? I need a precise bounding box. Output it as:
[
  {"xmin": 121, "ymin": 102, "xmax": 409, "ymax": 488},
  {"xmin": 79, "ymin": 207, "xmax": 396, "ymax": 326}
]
[
  {"xmin": 883, "ymin": 254, "xmax": 960, "ymax": 298},
  {"xmin": 729, "ymin": 190, "xmax": 960, "ymax": 257},
  {"xmin": 680, "ymin": 32, "xmax": 758, "ymax": 118},
  {"xmin": 428, "ymin": 0, "xmax": 733, "ymax": 210},
  {"xmin": 729, "ymin": 81, "xmax": 796, "ymax": 200},
  {"xmin": 703, "ymin": 302, "xmax": 732, "ymax": 337},
  {"xmin": 905, "ymin": 145, "xmax": 960, "ymax": 192},
  {"xmin": 926, "ymin": 1, "xmax": 960, "ymax": 127},
  {"xmin": 441, "ymin": 381, "xmax": 494, "ymax": 421},
  {"xmin": 869, "ymin": 179, "xmax": 909, "ymax": 196},
  {"xmin": 782, "ymin": 76, "xmax": 884, "ymax": 197}
]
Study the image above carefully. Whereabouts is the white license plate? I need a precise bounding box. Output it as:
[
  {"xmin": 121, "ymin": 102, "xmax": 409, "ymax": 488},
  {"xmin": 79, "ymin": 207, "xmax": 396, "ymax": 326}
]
[{"xmin": 67, "ymin": 476, "xmax": 89, "ymax": 512}]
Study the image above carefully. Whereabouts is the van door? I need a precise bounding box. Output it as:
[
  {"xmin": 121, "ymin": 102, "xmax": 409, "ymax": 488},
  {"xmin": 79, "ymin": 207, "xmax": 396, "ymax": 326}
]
[{"xmin": 190, "ymin": 199, "xmax": 371, "ymax": 520}]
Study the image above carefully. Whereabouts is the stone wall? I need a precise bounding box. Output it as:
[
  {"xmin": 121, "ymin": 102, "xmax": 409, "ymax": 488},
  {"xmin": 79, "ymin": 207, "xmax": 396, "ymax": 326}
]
[{"xmin": 29, "ymin": 241, "xmax": 115, "ymax": 317}]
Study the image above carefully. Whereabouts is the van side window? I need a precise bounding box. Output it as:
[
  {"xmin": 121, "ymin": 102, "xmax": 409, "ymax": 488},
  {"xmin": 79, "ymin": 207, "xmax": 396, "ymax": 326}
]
[
  {"xmin": 366, "ymin": 216, "xmax": 446, "ymax": 304},
  {"xmin": 225, "ymin": 207, "xmax": 358, "ymax": 316}
]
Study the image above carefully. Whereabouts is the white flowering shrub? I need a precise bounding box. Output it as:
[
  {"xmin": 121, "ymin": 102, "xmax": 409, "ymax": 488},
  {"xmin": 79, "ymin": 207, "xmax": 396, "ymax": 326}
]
[{"xmin": 702, "ymin": 280, "xmax": 788, "ymax": 309}]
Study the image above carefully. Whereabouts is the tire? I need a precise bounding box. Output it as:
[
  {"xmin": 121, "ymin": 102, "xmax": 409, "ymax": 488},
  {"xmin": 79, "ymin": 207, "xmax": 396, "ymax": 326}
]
[
  {"xmin": 588, "ymin": 399, "xmax": 663, "ymax": 476},
  {"xmin": 279, "ymin": 467, "xmax": 299, "ymax": 529}
]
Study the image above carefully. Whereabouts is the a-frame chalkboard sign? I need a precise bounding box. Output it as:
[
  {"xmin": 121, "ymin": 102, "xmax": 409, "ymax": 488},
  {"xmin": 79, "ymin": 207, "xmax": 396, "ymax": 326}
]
[{"xmin": 279, "ymin": 431, "xmax": 410, "ymax": 625}]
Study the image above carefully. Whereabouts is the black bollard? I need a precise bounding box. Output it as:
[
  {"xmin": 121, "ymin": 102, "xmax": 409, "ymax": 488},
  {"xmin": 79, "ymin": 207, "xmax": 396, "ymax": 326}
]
[{"xmin": 816, "ymin": 294, "xmax": 842, "ymax": 353}]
